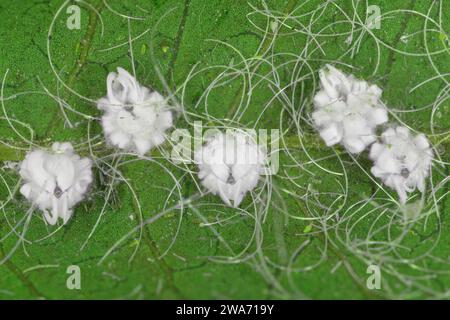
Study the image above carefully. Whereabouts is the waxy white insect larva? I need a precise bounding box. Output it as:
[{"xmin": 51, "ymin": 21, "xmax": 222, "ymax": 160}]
[
  {"xmin": 312, "ymin": 64, "xmax": 388, "ymax": 154},
  {"xmin": 97, "ymin": 67, "xmax": 173, "ymax": 155},
  {"xmin": 369, "ymin": 126, "xmax": 433, "ymax": 204},
  {"xmin": 19, "ymin": 142, "xmax": 93, "ymax": 225},
  {"xmin": 194, "ymin": 131, "xmax": 267, "ymax": 207}
]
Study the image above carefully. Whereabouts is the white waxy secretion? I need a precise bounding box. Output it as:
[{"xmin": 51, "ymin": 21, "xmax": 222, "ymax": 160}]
[
  {"xmin": 369, "ymin": 126, "xmax": 433, "ymax": 204},
  {"xmin": 97, "ymin": 67, "xmax": 173, "ymax": 155},
  {"xmin": 19, "ymin": 142, "xmax": 93, "ymax": 225},
  {"xmin": 312, "ymin": 64, "xmax": 388, "ymax": 153},
  {"xmin": 194, "ymin": 131, "xmax": 267, "ymax": 207}
]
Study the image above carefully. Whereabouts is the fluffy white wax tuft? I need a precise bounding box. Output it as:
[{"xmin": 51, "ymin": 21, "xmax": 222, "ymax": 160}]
[
  {"xmin": 312, "ymin": 64, "xmax": 388, "ymax": 154},
  {"xmin": 369, "ymin": 126, "xmax": 433, "ymax": 204},
  {"xmin": 19, "ymin": 142, "xmax": 93, "ymax": 225},
  {"xmin": 97, "ymin": 67, "xmax": 173, "ymax": 155},
  {"xmin": 194, "ymin": 131, "xmax": 267, "ymax": 207}
]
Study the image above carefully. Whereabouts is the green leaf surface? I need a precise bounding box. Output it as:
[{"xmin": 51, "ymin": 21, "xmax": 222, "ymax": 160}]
[{"xmin": 0, "ymin": 0, "xmax": 449, "ymax": 299}]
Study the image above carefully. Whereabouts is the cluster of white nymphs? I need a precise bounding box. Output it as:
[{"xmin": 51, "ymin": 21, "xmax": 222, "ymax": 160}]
[
  {"xmin": 97, "ymin": 67, "xmax": 173, "ymax": 155},
  {"xmin": 96, "ymin": 68, "xmax": 266, "ymax": 207},
  {"xmin": 370, "ymin": 127, "xmax": 433, "ymax": 204},
  {"xmin": 312, "ymin": 65, "xmax": 433, "ymax": 204},
  {"xmin": 19, "ymin": 68, "xmax": 266, "ymax": 225},
  {"xmin": 312, "ymin": 64, "xmax": 388, "ymax": 154},
  {"xmin": 19, "ymin": 142, "xmax": 93, "ymax": 225},
  {"xmin": 194, "ymin": 131, "xmax": 267, "ymax": 207}
]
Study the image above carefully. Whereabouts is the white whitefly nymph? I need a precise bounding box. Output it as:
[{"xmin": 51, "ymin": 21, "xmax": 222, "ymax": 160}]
[
  {"xmin": 369, "ymin": 126, "xmax": 433, "ymax": 204},
  {"xmin": 312, "ymin": 64, "xmax": 388, "ymax": 153},
  {"xmin": 194, "ymin": 131, "xmax": 267, "ymax": 207},
  {"xmin": 97, "ymin": 67, "xmax": 173, "ymax": 155},
  {"xmin": 19, "ymin": 142, "xmax": 93, "ymax": 225}
]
